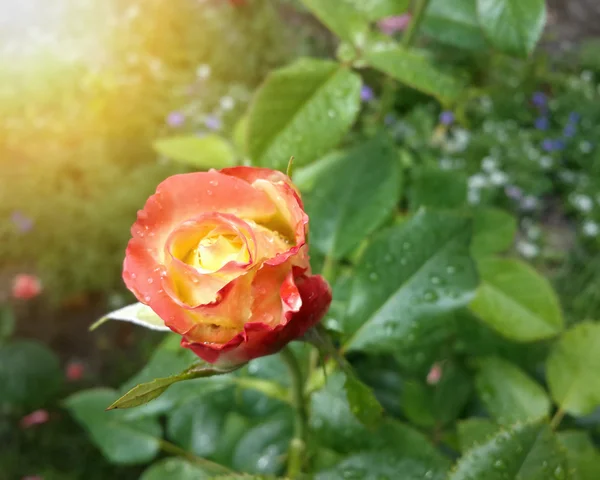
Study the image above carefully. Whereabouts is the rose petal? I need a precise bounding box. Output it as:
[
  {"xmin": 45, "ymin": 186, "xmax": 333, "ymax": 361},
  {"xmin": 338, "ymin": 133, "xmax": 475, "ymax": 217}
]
[{"xmin": 182, "ymin": 273, "xmax": 332, "ymax": 366}]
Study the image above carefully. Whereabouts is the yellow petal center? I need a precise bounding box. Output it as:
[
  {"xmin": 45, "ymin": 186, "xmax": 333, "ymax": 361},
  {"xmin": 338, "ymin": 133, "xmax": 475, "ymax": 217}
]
[{"xmin": 194, "ymin": 234, "xmax": 249, "ymax": 272}]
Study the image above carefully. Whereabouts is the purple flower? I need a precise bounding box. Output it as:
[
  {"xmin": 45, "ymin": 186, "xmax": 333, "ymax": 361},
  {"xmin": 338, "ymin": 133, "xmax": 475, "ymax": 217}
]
[
  {"xmin": 532, "ymin": 92, "xmax": 547, "ymax": 108},
  {"xmin": 568, "ymin": 112, "xmax": 580, "ymax": 124},
  {"xmin": 378, "ymin": 14, "xmax": 411, "ymax": 36},
  {"xmin": 534, "ymin": 117, "xmax": 549, "ymax": 130},
  {"xmin": 360, "ymin": 85, "xmax": 375, "ymax": 102},
  {"xmin": 564, "ymin": 123, "xmax": 576, "ymax": 138},
  {"xmin": 541, "ymin": 138, "xmax": 564, "ymax": 152},
  {"xmin": 439, "ymin": 111, "xmax": 455, "ymax": 126},
  {"xmin": 11, "ymin": 211, "xmax": 33, "ymax": 233},
  {"xmin": 166, "ymin": 111, "xmax": 185, "ymax": 127},
  {"xmin": 204, "ymin": 115, "xmax": 222, "ymax": 131}
]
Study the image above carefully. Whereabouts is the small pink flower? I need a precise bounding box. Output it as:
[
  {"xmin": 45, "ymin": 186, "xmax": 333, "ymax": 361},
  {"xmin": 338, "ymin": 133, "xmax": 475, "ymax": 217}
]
[
  {"xmin": 20, "ymin": 409, "xmax": 49, "ymax": 429},
  {"xmin": 66, "ymin": 361, "xmax": 85, "ymax": 381},
  {"xmin": 426, "ymin": 363, "xmax": 443, "ymax": 385},
  {"xmin": 12, "ymin": 274, "xmax": 42, "ymax": 300},
  {"xmin": 378, "ymin": 14, "xmax": 412, "ymax": 36}
]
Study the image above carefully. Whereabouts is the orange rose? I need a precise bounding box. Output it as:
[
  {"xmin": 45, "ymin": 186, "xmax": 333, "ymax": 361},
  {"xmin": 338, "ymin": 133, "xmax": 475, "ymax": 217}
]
[{"xmin": 123, "ymin": 167, "xmax": 331, "ymax": 366}]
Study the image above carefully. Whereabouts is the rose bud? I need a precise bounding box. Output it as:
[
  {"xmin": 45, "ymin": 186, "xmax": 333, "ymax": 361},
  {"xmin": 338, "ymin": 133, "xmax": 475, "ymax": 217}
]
[
  {"xmin": 20, "ymin": 409, "xmax": 49, "ymax": 429},
  {"xmin": 66, "ymin": 361, "xmax": 85, "ymax": 381},
  {"xmin": 426, "ymin": 363, "xmax": 443, "ymax": 385},
  {"xmin": 12, "ymin": 274, "xmax": 42, "ymax": 300},
  {"xmin": 123, "ymin": 167, "xmax": 331, "ymax": 367}
]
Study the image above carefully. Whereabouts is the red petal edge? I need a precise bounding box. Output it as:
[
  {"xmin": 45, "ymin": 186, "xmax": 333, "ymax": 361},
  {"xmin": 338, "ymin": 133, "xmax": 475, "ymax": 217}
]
[{"xmin": 182, "ymin": 272, "xmax": 332, "ymax": 367}]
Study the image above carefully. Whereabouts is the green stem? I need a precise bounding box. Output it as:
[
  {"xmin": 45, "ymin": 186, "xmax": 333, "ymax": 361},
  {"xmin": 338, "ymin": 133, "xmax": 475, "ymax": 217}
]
[
  {"xmin": 281, "ymin": 347, "xmax": 308, "ymax": 478},
  {"xmin": 550, "ymin": 407, "xmax": 565, "ymax": 431},
  {"xmin": 159, "ymin": 438, "xmax": 233, "ymax": 474},
  {"xmin": 402, "ymin": 0, "xmax": 431, "ymax": 48},
  {"xmin": 321, "ymin": 254, "xmax": 337, "ymax": 284}
]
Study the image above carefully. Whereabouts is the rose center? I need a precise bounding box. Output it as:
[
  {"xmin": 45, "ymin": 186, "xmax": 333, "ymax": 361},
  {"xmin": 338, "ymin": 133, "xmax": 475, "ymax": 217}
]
[{"xmin": 194, "ymin": 234, "xmax": 249, "ymax": 272}]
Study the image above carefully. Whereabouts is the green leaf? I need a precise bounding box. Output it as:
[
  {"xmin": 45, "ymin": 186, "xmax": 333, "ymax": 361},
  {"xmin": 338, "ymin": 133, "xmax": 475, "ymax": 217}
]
[
  {"xmin": 91, "ymin": 302, "xmax": 170, "ymax": 332},
  {"xmin": 469, "ymin": 258, "xmax": 564, "ymax": 342},
  {"xmin": 348, "ymin": 0, "xmax": 410, "ymax": 20},
  {"xmin": 316, "ymin": 450, "xmax": 447, "ymax": 480},
  {"xmin": 457, "ymin": 418, "xmax": 499, "ymax": 452},
  {"xmin": 409, "ymin": 168, "xmax": 467, "ymax": 211},
  {"xmin": 247, "ymin": 58, "xmax": 361, "ymax": 170},
  {"xmin": 140, "ymin": 458, "xmax": 211, "ymax": 480},
  {"xmin": 167, "ymin": 390, "xmax": 232, "ymax": 457},
  {"xmin": 471, "ymin": 208, "xmax": 517, "ymax": 257},
  {"xmin": 344, "ymin": 374, "xmax": 383, "ymax": 427},
  {"xmin": 304, "ymin": 136, "xmax": 401, "ymax": 260},
  {"xmin": 449, "ymin": 422, "xmax": 569, "ymax": 480},
  {"xmin": 65, "ymin": 388, "xmax": 161, "ymax": 465},
  {"xmin": 547, "ymin": 322, "xmax": 600, "ymax": 416},
  {"xmin": 557, "ymin": 431, "xmax": 600, "ymax": 480},
  {"xmin": 232, "ymin": 413, "xmax": 293, "ymax": 475},
  {"xmin": 232, "ymin": 115, "xmax": 249, "ymax": 155},
  {"xmin": 475, "ymin": 357, "xmax": 551, "ymax": 425},
  {"xmin": 422, "ymin": 0, "xmax": 487, "ymax": 51},
  {"xmin": 364, "ymin": 43, "xmax": 463, "ymax": 103},
  {"xmin": 476, "ymin": 0, "xmax": 546, "ymax": 57},
  {"xmin": 154, "ymin": 134, "xmax": 236, "ymax": 169},
  {"xmin": 0, "ymin": 340, "xmax": 62, "ymax": 408},
  {"xmin": 343, "ymin": 210, "xmax": 477, "ymax": 354},
  {"xmin": 109, "ymin": 362, "xmax": 241, "ymax": 410}
]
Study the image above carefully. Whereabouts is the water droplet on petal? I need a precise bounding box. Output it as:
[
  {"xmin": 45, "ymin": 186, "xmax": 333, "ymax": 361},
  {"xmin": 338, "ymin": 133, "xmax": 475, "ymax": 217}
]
[
  {"xmin": 209, "ymin": 179, "xmax": 218, "ymax": 186},
  {"xmin": 207, "ymin": 189, "xmax": 213, "ymax": 196},
  {"xmin": 144, "ymin": 295, "xmax": 151, "ymax": 302},
  {"xmin": 147, "ymin": 278, "xmax": 154, "ymax": 284}
]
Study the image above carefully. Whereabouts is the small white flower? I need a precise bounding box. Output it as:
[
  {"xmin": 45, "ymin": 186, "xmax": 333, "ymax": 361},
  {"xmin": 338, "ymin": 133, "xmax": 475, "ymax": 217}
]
[
  {"xmin": 480, "ymin": 96, "xmax": 493, "ymax": 112},
  {"xmin": 539, "ymin": 156, "xmax": 553, "ymax": 169},
  {"xmin": 439, "ymin": 158, "xmax": 453, "ymax": 170},
  {"xmin": 481, "ymin": 156, "xmax": 498, "ymax": 172},
  {"xmin": 489, "ymin": 171, "xmax": 509, "ymax": 186},
  {"xmin": 220, "ymin": 96, "xmax": 235, "ymax": 111},
  {"xmin": 516, "ymin": 241, "xmax": 539, "ymax": 259},
  {"xmin": 583, "ymin": 221, "xmax": 600, "ymax": 237},
  {"xmin": 468, "ymin": 174, "xmax": 487, "ymax": 189},
  {"xmin": 196, "ymin": 64, "xmax": 211, "ymax": 79},
  {"xmin": 559, "ymin": 170, "xmax": 577, "ymax": 184},
  {"xmin": 581, "ymin": 70, "xmax": 594, "ymax": 82},
  {"xmin": 521, "ymin": 196, "xmax": 538, "ymax": 210},
  {"xmin": 447, "ymin": 128, "xmax": 470, "ymax": 152},
  {"xmin": 468, "ymin": 188, "xmax": 481, "ymax": 205},
  {"xmin": 572, "ymin": 194, "xmax": 593, "ymax": 212},
  {"xmin": 580, "ymin": 141, "xmax": 593, "ymax": 154}
]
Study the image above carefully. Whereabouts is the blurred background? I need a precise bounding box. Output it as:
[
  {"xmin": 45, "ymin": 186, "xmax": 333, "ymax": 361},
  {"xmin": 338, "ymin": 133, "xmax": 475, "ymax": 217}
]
[{"xmin": 2, "ymin": 0, "xmax": 600, "ymax": 478}]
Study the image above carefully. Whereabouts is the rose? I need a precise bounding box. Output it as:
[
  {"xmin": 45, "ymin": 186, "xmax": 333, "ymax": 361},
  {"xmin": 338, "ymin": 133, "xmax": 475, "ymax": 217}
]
[
  {"xmin": 12, "ymin": 274, "xmax": 42, "ymax": 300},
  {"xmin": 123, "ymin": 167, "xmax": 331, "ymax": 366}
]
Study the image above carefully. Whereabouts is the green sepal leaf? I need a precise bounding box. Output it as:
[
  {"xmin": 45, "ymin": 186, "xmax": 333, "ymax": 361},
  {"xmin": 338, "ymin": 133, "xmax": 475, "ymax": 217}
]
[
  {"xmin": 108, "ymin": 362, "xmax": 243, "ymax": 410},
  {"xmin": 154, "ymin": 134, "xmax": 236, "ymax": 169},
  {"xmin": 469, "ymin": 258, "xmax": 564, "ymax": 342},
  {"xmin": 91, "ymin": 302, "xmax": 170, "ymax": 332}
]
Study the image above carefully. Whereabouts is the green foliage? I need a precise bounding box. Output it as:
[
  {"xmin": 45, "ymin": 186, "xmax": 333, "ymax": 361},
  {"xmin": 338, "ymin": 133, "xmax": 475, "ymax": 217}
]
[
  {"xmin": 470, "ymin": 258, "xmax": 564, "ymax": 341},
  {"xmin": 471, "ymin": 208, "xmax": 517, "ymax": 257},
  {"xmin": 476, "ymin": 0, "xmax": 546, "ymax": 57},
  {"xmin": 64, "ymin": 389, "xmax": 162, "ymax": 465},
  {"xmin": 475, "ymin": 356, "xmax": 551, "ymax": 425},
  {"xmin": 140, "ymin": 458, "xmax": 211, "ymax": 480},
  {"xmin": 304, "ymin": 135, "xmax": 401, "ymax": 260},
  {"xmin": 449, "ymin": 422, "xmax": 570, "ymax": 480},
  {"xmin": 153, "ymin": 135, "xmax": 237, "ymax": 170},
  {"xmin": 546, "ymin": 322, "xmax": 600, "ymax": 416},
  {"xmin": 343, "ymin": 210, "xmax": 478, "ymax": 353},
  {"xmin": 247, "ymin": 58, "xmax": 361, "ymax": 169},
  {"xmin": 0, "ymin": 340, "xmax": 62, "ymax": 410}
]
